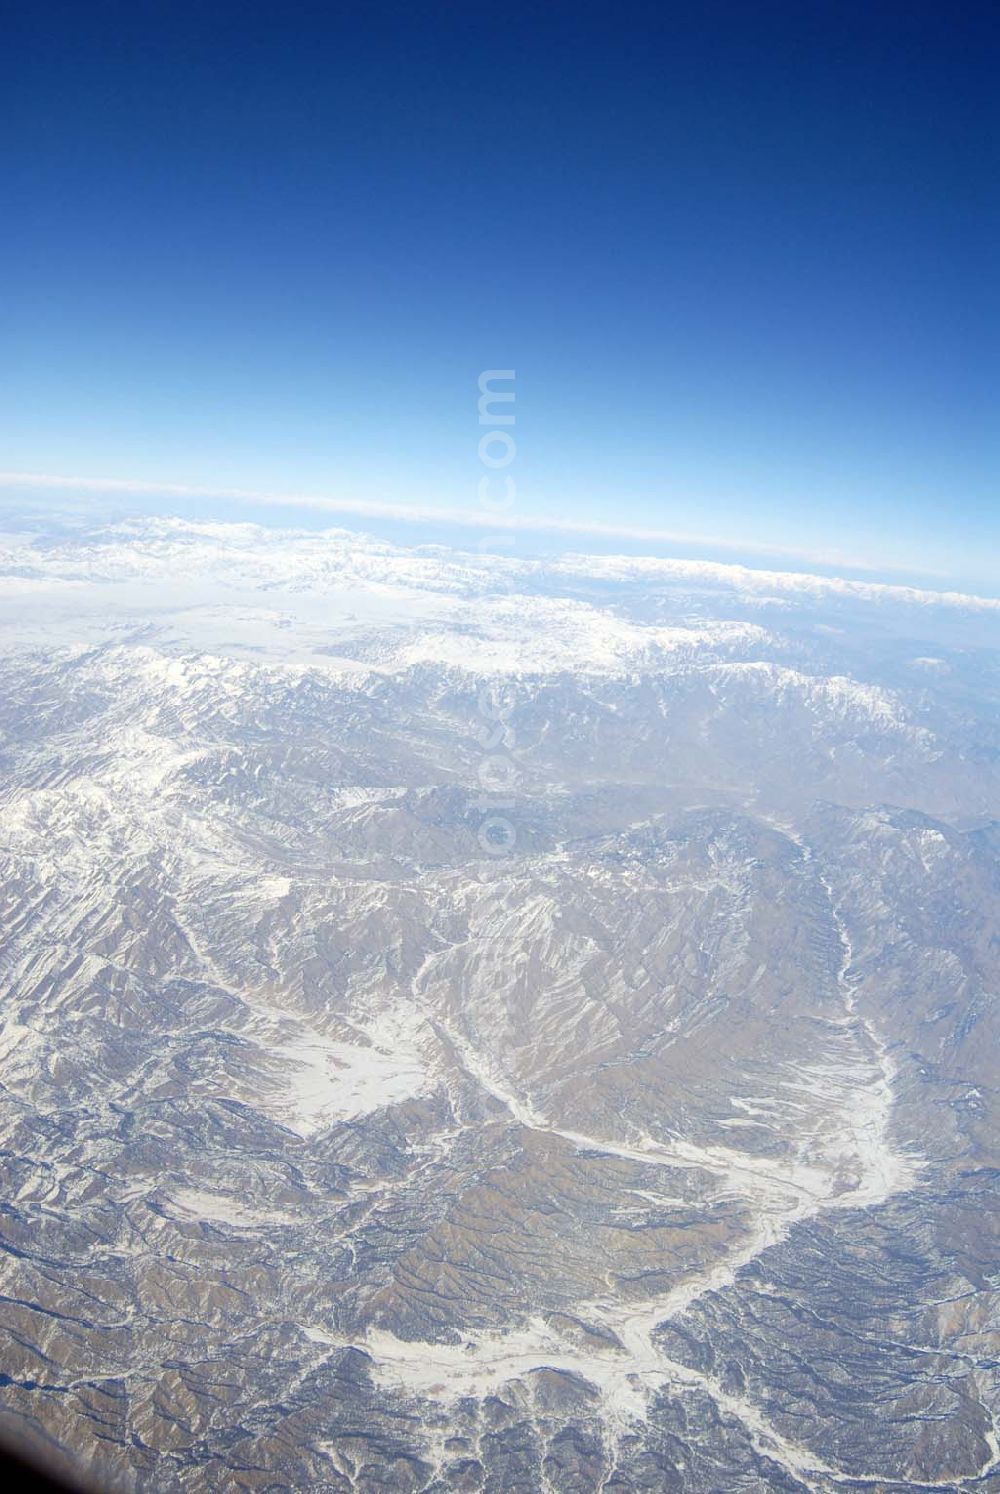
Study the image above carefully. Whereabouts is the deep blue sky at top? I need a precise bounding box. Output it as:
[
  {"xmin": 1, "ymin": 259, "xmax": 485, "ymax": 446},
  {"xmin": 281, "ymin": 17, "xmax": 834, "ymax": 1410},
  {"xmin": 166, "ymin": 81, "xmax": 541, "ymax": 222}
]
[{"xmin": 3, "ymin": 0, "xmax": 998, "ymax": 583}]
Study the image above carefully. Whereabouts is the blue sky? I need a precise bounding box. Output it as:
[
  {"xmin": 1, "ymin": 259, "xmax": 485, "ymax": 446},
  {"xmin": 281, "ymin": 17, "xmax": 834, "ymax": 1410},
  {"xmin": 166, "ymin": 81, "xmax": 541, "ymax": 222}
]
[{"xmin": 3, "ymin": 1, "xmax": 997, "ymax": 587}]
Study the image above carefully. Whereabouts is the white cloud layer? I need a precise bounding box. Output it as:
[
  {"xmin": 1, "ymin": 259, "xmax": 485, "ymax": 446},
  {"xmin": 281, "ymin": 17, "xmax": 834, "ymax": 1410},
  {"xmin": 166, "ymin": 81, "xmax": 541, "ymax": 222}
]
[
  {"xmin": 0, "ymin": 506, "xmax": 997, "ymax": 619},
  {"xmin": 0, "ymin": 468, "xmax": 937, "ymax": 574}
]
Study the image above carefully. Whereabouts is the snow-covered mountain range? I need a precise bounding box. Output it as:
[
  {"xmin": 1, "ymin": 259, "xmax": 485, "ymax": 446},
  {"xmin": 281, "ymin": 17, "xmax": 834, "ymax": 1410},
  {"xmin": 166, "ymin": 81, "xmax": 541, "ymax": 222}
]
[{"xmin": 0, "ymin": 516, "xmax": 998, "ymax": 1491}]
